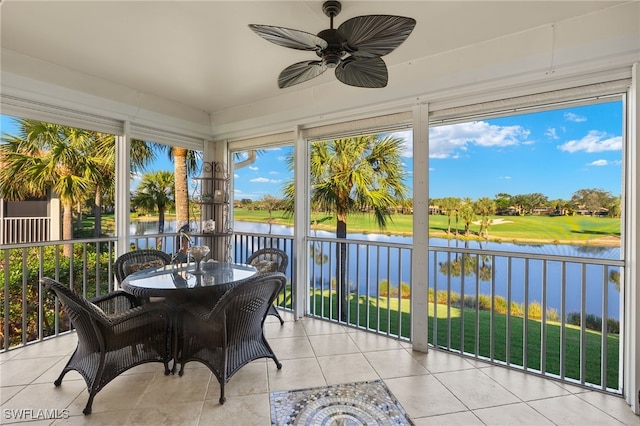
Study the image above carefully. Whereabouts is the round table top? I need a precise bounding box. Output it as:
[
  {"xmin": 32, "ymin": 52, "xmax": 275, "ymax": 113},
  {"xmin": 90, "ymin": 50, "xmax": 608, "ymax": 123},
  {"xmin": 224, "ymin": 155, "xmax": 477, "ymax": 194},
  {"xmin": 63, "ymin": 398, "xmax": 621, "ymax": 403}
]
[{"xmin": 121, "ymin": 262, "xmax": 258, "ymax": 298}]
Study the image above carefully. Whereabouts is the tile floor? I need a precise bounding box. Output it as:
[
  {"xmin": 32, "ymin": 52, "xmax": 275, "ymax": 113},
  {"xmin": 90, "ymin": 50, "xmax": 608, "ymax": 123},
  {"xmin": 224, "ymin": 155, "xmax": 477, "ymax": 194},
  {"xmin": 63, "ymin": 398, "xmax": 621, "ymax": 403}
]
[{"xmin": 1, "ymin": 312, "xmax": 638, "ymax": 425}]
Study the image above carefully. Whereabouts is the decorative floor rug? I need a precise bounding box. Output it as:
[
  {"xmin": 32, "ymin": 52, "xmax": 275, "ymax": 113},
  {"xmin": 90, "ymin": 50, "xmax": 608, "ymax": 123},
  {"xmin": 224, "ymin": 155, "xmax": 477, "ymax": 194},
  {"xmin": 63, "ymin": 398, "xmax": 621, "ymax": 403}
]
[{"xmin": 270, "ymin": 380, "xmax": 413, "ymax": 426}]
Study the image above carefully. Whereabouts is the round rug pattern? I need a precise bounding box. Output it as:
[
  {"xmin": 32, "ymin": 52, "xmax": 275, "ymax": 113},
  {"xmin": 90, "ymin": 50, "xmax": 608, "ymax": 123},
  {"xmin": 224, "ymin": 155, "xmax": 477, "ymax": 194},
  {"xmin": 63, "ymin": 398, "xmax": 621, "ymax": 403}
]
[{"xmin": 270, "ymin": 380, "xmax": 412, "ymax": 425}]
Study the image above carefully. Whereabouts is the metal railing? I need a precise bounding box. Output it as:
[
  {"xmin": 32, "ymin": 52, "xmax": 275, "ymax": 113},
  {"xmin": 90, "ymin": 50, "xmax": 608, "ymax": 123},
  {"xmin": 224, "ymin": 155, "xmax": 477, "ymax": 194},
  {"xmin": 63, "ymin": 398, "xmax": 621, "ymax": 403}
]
[
  {"xmin": 0, "ymin": 231, "xmax": 624, "ymax": 394},
  {"xmin": 1, "ymin": 237, "xmax": 117, "ymax": 350}
]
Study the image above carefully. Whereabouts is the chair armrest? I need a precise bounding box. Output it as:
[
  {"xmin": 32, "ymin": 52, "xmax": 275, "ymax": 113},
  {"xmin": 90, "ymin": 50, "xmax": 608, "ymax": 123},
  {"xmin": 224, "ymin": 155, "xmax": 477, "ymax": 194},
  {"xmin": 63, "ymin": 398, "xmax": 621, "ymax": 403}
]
[
  {"xmin": 91, "ymin": 291, "xmax": 140, "ymax": 313},
  {"xmin": 106, "ymin": 302, "xmax": 171, "ymax": 326}
]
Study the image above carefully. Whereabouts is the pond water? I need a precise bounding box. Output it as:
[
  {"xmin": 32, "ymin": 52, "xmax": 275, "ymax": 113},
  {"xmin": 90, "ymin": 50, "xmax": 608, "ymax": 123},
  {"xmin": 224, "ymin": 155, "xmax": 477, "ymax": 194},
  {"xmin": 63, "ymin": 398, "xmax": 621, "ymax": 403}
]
[{"xmin": 133, "ymin": 220, "xmax": 622, "ymax": 320}]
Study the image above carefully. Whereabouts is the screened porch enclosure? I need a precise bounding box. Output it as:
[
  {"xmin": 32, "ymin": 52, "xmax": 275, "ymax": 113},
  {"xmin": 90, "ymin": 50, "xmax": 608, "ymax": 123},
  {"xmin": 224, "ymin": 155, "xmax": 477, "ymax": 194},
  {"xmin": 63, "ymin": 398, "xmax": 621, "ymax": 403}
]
[{"xmin": 1, "ymin": 0, "xmax": 639, "ymax": 417}]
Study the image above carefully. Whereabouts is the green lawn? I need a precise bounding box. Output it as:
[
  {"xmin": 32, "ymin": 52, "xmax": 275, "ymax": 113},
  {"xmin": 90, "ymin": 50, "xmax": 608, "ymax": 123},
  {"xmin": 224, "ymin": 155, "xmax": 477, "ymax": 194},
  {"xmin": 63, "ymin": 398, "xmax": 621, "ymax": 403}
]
[
  {"xmin": 307, "ymin": 290, "xmax": 619, "ymax": 388},
  {"xmin": 234, "ymin": 208, "xmax": 620, "ymax": 245},
  {"xmin": 78, "ymin": 208, "xmax": 619, "ymax": 246}
]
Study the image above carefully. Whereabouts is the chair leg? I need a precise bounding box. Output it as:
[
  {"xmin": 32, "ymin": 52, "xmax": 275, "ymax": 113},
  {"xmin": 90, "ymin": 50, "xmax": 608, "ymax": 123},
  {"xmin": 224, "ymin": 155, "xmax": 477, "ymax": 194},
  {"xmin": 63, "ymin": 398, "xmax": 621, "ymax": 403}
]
[
  {"xmin": 83, "ymin": 395, "xmax": 95, "ymax": 415},
  {"xmin": 219, "ymin": 383, "xmax": 226, "ymax": 404},
  {"xmin": 268, "ymin": 305, "xmax": 284, "ymax": 325},
  {"xmin": 53, "ymin": 369, "xmax": 69, "ymax": 386}
]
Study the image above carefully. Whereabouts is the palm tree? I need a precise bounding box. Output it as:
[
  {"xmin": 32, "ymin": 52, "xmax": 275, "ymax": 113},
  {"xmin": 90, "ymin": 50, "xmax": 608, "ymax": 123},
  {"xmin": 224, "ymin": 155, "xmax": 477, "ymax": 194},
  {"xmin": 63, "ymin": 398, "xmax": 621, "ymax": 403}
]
[
  {"xmin": 284, "ymin": 134, "xmax": 408, "ymax": 321},
  {"xmin": 474, "ymin": 197, "xmax": 496, "ymax": 239},
  {"xmin": 154, "ymin": 145, "xmax": 200, "ymax": 231},
  {"xmin": 131, "ymin": 171, "xmax": 175, "ymax": 235},
  {"xmin": 459, "ymin": 198, "xmax": 476, "ymax": 236},
  {"xmin": 440, "ymin": 197, "xmax": 459, "ymax": 234},
  {"xmin": 0, "ymin": 120, "xmax": 110, "ymax": 255}
]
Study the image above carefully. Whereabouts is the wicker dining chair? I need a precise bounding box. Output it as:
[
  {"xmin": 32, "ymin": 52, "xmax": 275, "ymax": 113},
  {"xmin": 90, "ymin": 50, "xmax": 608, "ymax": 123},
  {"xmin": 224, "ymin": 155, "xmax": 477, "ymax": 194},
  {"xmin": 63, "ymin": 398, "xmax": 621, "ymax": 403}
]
[
  {"xmin": 246, "ymin": 248, "xmax": 288, "ymax": 325},
  {"xmin": 42, "ymin": 277, "xmax": 172, "ymax": 415},
  {"xmin": 176, "ymin": 272, "xmax": 286, "ymax": 404},
  {"xmin": 114, "ymin": 249, "xmax": 173, "ymax": 284}
]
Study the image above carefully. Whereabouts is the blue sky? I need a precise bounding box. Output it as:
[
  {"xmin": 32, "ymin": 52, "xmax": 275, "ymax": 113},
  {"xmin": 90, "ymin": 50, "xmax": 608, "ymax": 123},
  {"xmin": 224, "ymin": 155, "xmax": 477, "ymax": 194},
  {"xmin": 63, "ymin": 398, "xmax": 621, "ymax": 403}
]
[
  {"xmin": 233, "ymin": 100, "xmax": 623, "ymax": 202},
  {"xmin": 1, "ymin": 99, "xmax": 623, "ymax": 202}
]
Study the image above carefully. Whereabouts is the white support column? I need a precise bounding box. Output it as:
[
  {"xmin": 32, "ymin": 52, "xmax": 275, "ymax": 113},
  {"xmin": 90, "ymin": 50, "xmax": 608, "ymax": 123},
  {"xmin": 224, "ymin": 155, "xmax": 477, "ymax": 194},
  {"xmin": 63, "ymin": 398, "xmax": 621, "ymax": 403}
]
[
  {"xmin": 411, "ymin": 103, "xmax": 430, "ymax": 352},
  {"xmin": 115, "ymin": 123, "xmax": 131, "ymax": 261},
  {"xmin": 624, "ymin": 63, "xmax": 639, "ymax": 415},
  {"xmin": 293, "ymin": 126, "xmax": 308, "ymax": 320}
]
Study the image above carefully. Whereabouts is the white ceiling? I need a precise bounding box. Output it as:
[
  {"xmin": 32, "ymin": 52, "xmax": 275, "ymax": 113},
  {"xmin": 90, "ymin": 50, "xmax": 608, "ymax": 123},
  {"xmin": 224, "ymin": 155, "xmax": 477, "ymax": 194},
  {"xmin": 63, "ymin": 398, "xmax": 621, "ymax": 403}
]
[{"xmin": 1, "ymin": 1, "xmax": 639, "ymax": 140}]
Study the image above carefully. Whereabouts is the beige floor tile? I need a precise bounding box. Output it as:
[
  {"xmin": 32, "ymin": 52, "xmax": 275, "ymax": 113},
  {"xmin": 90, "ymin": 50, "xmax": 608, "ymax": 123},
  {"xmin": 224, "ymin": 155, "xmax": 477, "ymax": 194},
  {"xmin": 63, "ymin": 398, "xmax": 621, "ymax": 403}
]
[
  {"xmin": 364, "ymin": 349, "xmax": 429, "ymax": 379},
  {"xmin": 308, "ymin": 333, "xmax": 359, "ymax": 357},
  {"xmin": 264, "ymin": 316, "xmax": 307, "ymax": 338},
  {"xmin": 349, "ymin": 330, "xmax": 406, "ymax": 352},
  {"xmin": 317, "ymin": 353, "xmax": 379, "ymax": 385},
  {"xmin": 205, "ymin": 361, "xmax": 268, "ymax": 400},
  {"xmin": 1, "ymin": 356, "xmax": 64, "ymax": 386},
  {"xmin": 1, "ymin": 385, "xmax": 25, "ymax": 406},
  {"xmin": 268, "ymin": 336, "xmax": 315, "ymax": 360},
  {"xmin": 411, "ymin": 348, "xmax": 477, "ymax": 373},
  {"xmin": 135, "ymin": 369, "xmax": 211, "ymax": 408},
  {"xmin": 575, "ymin": 391, "xmax": 640, "ymax": 425},
  {"xmin": 199, "ymin": 393, "xmax": 271, "ymax": 426},
  {"xmin": 385, "ymin": 375, "xmax": 467, "ymax": 418},
  {"xmin": 66, "ymin": 372, "xmax": 155, "ymax": 414},
  {"xmin": 2, "ymin": 381, "xmax": 86, "ymax": 418},
  {"xmin": 480, "ymin": 365, "xmax": 570, "ymax": 401},
  {"xmin": 267, "ymin": 357, "xmax": 325, "ymax": 392},
  {"xmin": 300, "ymin": 318, "xmax": 346, "ymax": 336},
  {"xmin": 0, "ymin": 347, "xmax": 23, "ymax": 363},
  {"xmin": 435, "ymin": 368, "xmax": 520, "ymax": 410},
  {"xmin": 528, "ymin": 394, "xmax": 631, "ymax": 425},
  {"xmin": 412, "ymin": 411, "xmax": 485, "ymax": 425},
  {"xmin": 127, "ymin": 400, "xmax": 203, "ymax": 425},
  {"xmin": 474, "ymin": 402, "xmax": 555, "ymax": 425},
  {"xmin": 16, "ymin": 335, "xmax": 77, "ymax": 359},
  {"xmin": 53, "ymin": 409, "xmax": 132, "ymax": 425}
]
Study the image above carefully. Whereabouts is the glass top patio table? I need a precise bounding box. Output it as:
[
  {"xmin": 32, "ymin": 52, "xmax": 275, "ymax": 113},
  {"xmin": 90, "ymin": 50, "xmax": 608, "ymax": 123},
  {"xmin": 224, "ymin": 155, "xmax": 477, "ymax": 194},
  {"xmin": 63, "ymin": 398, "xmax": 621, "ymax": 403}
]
[{"xmin": 121, "ymin": 262, "xmax": 258, "ymax": 299}]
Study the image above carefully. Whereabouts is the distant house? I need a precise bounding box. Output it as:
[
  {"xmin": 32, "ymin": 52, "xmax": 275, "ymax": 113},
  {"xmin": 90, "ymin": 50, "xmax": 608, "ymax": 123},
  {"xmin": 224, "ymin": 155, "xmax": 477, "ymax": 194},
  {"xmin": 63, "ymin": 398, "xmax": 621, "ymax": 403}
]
[{"xmin": 0, "ymin": 191, "xmax": 61, "ymax": 244}]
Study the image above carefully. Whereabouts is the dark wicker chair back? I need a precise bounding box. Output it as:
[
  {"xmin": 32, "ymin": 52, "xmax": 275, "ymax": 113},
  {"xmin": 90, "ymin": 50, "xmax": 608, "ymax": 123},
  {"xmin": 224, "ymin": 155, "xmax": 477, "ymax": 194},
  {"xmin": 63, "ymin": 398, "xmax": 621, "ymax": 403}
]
[
  {"xmin": 42, "ymin": 277, "xmax": 172, "ymax": 415},
  {"xmin": 177, "ymin": 272, "xmax": 286, "ymax": 404},
  {"xmin": 246, "ymin": 247, "xmax": 288, "ymax": 273},
  {"xmin": 246, "ymin": 248, "xmax": 288, "ymax": 324},
  {"xmin": 114, "ymin": 249, "xmax": 173, "ymax": 284}
]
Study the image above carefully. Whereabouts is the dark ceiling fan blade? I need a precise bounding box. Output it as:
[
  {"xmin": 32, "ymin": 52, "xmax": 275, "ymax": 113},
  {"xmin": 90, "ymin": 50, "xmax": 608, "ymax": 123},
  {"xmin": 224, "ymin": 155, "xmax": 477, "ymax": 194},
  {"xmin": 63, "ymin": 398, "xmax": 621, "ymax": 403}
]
[
  {"xmin": 278, "ymin": 61, "xmax": 327, "ymax": 88},
  {"xmin": 337, "ymin": 15, "xmax": 416, "ymax": 58},
  {"xmin": 334, "ymin": 57, "xmax": 388, "ymax": 88},
  {"xmin": 248, "ymin": 24, "xmax": 328, "ymax": 51}
]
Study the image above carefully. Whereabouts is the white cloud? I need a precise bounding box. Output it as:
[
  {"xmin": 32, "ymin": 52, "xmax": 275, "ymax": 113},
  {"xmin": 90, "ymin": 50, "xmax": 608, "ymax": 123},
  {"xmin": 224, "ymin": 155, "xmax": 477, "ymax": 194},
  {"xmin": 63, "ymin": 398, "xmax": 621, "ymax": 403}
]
[
  {"xmin": 545, "ymin": 127, "xmax": 559, "ymax": 139},
  {"xmin": 429, "ymin": 121, "xmax": 530, "ymax": 159},
  {"xmin": 249, "ymin": 166, "xmax": 259, "ymax": 171},
  {"xmin": 269, "ymin": 170, "xmax": 279, "ymax": 175},
  {"xmin": 234, "ymin": 173, "xmax": 239, "ymax": 179},
  {"xmin": 250, "ymin": 177, "xmax": 282, "ymax": 184},
  {"xmin": 564, "ymin": 112, "xmax": 587, "ymax": 122},
  {"xmin": 588, "ymin": 159, "xmax": 608, "ymax": 166},
  {"xmin": 558, "ymin": 130, "xmax": 622, "ymax": 153},
  {"xmin": 250, "ymin": 177, "xmax": 270, "ymax": 183},
  {"xmin": 499, "ymin": 176, "xmax": 512, "ymax": 180}
]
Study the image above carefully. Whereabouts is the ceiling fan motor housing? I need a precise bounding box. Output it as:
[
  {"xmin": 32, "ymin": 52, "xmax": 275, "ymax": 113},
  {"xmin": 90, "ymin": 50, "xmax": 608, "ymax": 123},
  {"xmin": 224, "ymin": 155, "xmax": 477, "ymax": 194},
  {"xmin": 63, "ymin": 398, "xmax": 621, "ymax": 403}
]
[{"xmin": 317, "ymin": 28, "xmax": 345, "ymax": 68}]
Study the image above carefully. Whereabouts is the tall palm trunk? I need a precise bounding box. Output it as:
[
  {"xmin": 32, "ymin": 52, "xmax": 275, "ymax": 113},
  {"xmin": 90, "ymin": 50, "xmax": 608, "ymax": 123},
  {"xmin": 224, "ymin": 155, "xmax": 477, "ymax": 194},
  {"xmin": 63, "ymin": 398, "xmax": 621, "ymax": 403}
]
[
  {"xmin": 173, "ymin": 147, "xmax": 190, "ymax": 228},
  {"xmin": 93, "ymin": 187, "xmax": 102, "ymax": 238},
  {"xmin": 62, "ymin": 202, "xmax": 73, "ymax": 257}
]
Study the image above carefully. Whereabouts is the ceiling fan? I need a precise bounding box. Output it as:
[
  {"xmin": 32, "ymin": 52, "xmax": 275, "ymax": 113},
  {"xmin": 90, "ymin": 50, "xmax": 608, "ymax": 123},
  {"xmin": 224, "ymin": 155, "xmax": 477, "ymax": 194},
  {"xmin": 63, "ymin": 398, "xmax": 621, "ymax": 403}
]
[{"xmin": 249, "ymin": 1, "xmax": 416, "ymax": 89}]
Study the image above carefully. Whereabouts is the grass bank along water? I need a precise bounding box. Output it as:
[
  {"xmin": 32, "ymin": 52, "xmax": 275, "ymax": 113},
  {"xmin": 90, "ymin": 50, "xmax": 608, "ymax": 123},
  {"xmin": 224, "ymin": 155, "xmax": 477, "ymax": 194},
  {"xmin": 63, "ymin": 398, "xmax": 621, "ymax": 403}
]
[{"xmin": 233, "ymin": 209, "xmax": 621, "ymax": 247}]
